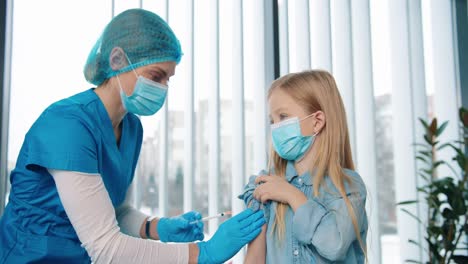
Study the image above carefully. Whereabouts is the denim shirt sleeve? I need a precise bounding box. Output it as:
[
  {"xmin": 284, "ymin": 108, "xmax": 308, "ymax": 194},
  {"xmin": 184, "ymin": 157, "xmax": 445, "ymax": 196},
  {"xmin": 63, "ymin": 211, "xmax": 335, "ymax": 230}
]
[
  {"xmin": 238, "ymin": 170, "xmax": 270, "ymax": 220},
  {"xmin": 292, "ymin": 190, "xmax": 366, "ymax": 261}
]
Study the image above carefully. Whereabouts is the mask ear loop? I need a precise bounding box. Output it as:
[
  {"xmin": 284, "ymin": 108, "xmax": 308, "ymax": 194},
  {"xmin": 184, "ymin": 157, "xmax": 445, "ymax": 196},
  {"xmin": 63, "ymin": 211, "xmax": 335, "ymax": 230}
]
[
  {"xmin": 123, "ymin": 52, "xmax": 140, "ymax": 79},
  {"xmin": 301, "ymin": 112, "xmax": 322, "ymax": 137},
  {"xmin": 116, "ymin": 52, "xmax": 141, "ymax": 99},
  {"xmin": 300, "ymin": 113, "xmax": 316, "ymax": 122},
  {"xmin": 116, "ymin": 75, "xmax": 124, "ymax": 93}
]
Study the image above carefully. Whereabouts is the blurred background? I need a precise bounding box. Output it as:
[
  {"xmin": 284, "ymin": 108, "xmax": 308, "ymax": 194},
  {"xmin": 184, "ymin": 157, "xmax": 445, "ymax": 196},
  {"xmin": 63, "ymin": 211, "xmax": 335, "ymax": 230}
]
[{"xmin": 0, "ymin": 0, "xmax": 467, "ymax": 263}]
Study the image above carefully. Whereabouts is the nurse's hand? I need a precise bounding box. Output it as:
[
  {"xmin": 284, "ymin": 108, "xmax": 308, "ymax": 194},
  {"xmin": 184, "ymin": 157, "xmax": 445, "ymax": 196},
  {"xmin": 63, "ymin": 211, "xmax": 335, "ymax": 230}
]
[
  {"xmin": 197, "ymin": 208, "xmax": 265, "ymax": 264},
  {"xmin": 157, "ymin": 211, "xmax": 204, "ymax": 242}
]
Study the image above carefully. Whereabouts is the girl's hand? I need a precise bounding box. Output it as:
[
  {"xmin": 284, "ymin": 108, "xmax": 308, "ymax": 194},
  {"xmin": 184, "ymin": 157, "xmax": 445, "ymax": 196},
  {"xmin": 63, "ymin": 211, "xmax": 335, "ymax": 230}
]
[{"xmin": 253, "ymin": 175, "xmax": 307, "ymax": 211}]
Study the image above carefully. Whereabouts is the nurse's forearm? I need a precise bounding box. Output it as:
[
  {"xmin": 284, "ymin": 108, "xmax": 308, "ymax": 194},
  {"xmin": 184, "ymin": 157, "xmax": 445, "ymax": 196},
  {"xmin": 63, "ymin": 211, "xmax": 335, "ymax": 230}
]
[
  {"xmin": 116, "ymin": 204, "xmax": 148, "ymax": 237},
  {"xmin": 116, "ymin": 183, "xmax": 149, "ymax": 238},
  {"xmin": 50, "ymin": 169, "xmax": 190, "ymax": 263},
  {"xmin": 139, "ymin": 218, "xmax": 200, "ymax": 263}
]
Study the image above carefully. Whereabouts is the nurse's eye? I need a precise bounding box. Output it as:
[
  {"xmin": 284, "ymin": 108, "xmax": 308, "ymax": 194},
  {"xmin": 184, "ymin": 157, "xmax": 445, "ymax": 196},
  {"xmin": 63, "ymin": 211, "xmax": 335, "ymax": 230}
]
[
  {"xmin": 145, "ymin": 71, "xmax": 163, "ymax": 83},
  {"xmin": 279, "ymin": 113, "xmax": 288, "ymax": 120},
  {"xmin": 151, "ymin": 75, "xmax": 162, "ymax": 83}
]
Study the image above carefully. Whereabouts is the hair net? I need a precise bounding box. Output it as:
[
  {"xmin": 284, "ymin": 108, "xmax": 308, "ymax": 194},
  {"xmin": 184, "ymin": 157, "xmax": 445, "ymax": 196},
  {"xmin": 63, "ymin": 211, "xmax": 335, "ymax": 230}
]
[{"xmin": 84, "ymin": 9, "xmax": 182, "ymax": 86}]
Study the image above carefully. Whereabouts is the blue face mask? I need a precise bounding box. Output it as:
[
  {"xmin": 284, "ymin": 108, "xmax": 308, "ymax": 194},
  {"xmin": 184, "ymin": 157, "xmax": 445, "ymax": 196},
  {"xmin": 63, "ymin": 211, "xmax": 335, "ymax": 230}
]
[
  {"xmin": 271, "ymin": 114, "xmax": 318, "ymax": 161},
  {"xmin": 117, "ymin": 70, "xmax": 168, "ymax": 116}
]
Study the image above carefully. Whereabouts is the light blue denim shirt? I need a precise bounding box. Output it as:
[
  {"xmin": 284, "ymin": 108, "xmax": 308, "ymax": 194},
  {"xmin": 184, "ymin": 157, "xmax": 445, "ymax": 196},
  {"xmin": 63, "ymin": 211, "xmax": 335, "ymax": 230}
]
[{"xmin": 239, "ymin": 162, "xmax": 368, "ymax": 263}]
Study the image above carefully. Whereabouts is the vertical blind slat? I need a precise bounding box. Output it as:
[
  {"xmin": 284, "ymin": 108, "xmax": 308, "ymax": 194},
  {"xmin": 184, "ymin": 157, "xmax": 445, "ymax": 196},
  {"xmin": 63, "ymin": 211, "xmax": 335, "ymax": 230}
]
[
  {"xmin": 208, "ymin": 0, "xmax": 220, "ymax": 234},
  {"xmin": 183, "ymin": 0, "xmax": 195, "ymax": 212},
  {"xmin": 389, "ymin": 0, "xmax": 424, "ymax": 261},
  {"xmin": 351, "ymin": 0, "xmax": 381, "ymax": 262}
]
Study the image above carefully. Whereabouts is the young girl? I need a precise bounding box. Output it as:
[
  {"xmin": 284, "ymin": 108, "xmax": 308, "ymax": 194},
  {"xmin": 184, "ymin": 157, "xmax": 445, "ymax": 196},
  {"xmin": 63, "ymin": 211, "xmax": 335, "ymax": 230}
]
[{"xmin": 239, "ymin": 70, "xmax": 368, "ymax": 263}]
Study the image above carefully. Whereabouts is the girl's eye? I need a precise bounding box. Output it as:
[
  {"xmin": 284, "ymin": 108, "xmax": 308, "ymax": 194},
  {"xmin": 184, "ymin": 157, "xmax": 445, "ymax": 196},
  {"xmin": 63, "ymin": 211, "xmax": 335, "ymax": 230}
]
[{"xmin": 279, "ymin": 114, "xmax": 288, "ymax": 120}]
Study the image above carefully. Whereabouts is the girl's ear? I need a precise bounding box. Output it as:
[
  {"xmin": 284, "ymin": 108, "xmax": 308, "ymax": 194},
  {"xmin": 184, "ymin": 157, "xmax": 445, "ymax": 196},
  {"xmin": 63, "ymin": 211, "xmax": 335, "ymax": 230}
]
[{"xmin": 313, "ymin": 111, "xmax": 326, "ymax": 134}]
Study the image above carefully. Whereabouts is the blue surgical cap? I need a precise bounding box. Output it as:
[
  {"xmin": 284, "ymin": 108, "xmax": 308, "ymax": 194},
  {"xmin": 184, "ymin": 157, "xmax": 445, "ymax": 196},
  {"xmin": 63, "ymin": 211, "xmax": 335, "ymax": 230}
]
[{"xmin": 84, "ymin": 9, "xmax": 182, "ymax": 86}]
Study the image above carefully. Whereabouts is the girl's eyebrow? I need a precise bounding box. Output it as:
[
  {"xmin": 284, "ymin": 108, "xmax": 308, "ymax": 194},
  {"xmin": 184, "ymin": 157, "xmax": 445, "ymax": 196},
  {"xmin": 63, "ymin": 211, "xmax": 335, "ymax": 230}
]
[{"xmin": 272, "ymin": 107, "xmax": 287, "ymax": 114}]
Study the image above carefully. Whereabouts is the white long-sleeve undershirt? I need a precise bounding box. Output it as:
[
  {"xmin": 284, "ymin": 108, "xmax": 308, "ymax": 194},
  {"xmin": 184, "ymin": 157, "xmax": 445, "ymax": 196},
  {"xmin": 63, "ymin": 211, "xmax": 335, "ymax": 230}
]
[
  {"xmin": 114, "ymin": 180, "xmax": 148, "ymax": 238},
  {"xmin": 48, "ymin": 169, "xmax": 188, "ymax": 264}
]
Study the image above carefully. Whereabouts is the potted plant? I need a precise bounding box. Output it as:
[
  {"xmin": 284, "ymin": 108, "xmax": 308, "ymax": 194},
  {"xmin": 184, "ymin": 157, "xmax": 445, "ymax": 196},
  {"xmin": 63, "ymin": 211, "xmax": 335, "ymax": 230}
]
[{"xmin": 398, "ymin": 107, "xmax": 468, "ymax": 264}]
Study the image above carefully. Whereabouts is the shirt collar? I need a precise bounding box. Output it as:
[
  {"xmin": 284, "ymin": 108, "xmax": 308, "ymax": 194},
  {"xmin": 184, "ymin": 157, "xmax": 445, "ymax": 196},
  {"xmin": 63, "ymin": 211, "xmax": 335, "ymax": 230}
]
[{"xmin": 285, "ymin": 161, "xmax": 313, "ymax": 186}]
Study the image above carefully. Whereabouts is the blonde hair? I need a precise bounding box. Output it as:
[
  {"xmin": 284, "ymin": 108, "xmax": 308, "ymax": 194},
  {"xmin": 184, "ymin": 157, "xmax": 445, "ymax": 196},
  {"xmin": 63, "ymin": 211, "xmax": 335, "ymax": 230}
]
[{"xmin": 267, "ymin": 70, "xmax": 366, "ymax": 258}]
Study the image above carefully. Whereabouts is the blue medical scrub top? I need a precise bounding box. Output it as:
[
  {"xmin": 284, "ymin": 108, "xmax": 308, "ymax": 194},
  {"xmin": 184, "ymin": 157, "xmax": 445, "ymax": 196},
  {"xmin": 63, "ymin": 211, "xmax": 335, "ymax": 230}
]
[{"xmin": 0, "ymin": 89, "xmax": 143, "ymax": 263}]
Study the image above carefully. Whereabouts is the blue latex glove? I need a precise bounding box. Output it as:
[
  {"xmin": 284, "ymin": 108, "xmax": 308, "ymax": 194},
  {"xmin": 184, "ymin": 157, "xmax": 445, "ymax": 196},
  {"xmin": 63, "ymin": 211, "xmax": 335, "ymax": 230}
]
[
  {"xmin": 157, "ymin": 211, "xmax": 204, "ymax": 242},
  {"xmin": 197, "ymin": 208, "xmax": 265, "ymax": 264}
]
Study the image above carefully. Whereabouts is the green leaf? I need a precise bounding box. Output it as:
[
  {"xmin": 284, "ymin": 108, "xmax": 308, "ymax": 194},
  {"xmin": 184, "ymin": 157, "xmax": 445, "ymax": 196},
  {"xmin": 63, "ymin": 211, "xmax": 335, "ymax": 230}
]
[
  {"xmin": 422, "ymin": 169, "xmax": 433, "ymax": 175},
  {"xmin": 400, "ymin": 208, "xmax": 422, "ymax": 224},
  {"xmin": 417, "ymin": 173, "xmax": 430, "ymax": 182},
  {"xmin": 436, "ymin": 143, "xmax": 452, "ymax": 150},
  {"xmin": 408, "ymin": 239, "xmax": 421, "ymax": 247},
  {"xmin": 442, "ymin": 208, "xmax": 455, "ymax": 219},
  {"xmin": 416, "ymin": 156, "xmax": 430, "ymax": 165},
  {"xmin": 419, "ymin": 118, "xmax": 429, "ymax": 129},
  {"xmin": 453, "ymin": 255, "xmax": 468, "ymax": 264},
  {"xmin": 441, "ymin": 158, "xmax": 464, "ymax": 177},
  {"xmin": 433, "ymin": 160, "xmax": 445, "ymax": 169},
  {"xmin": 436, "ymin": 121, "xmax": 449, "ymax": 136},
  {"xmin": 419, "ymin": 150, "xmax": 432, "ymax": 158},
  {"xmin": 426, "ymin": 237, "xmax": 442, "ymax": 258},
  {"xmin": 404, "ymin": 260, "xmax": 422, "ymax": 264},
  {"xmin": 449, "ymin": 144, "xmax": 464, "ymax": 157},
  {"xmin": 418, "ymin": 171, "xmax": 432, "ymax": 182},
  {"xmin": 397, "ymin": 200, "xmax": 419, "ymax": 205},
  {"xmin": 424, "ymin": 135, "xmax": 432, "ymax": 145},
  {"xmin": 413, "ymin": 143, "xmax": 430, "ymax": 149},
  {"xmin": 427, "ymin": 195, "xmax": 442, "ymax": 209},
  {"xmin": 451, "ymin": 195, "xmax": 467, "ymax": 216},
  {"xmin": 428, "ymin": 225, "xmax": 443, "ymax": 236},
  {"xmin": 417, "ymin": 186, "xmax": 429, "ymax": 193}
]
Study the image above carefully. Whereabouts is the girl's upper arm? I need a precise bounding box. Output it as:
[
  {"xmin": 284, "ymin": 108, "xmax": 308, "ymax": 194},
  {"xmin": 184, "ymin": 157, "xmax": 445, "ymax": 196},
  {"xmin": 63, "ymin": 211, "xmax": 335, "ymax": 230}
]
[{"xmin": 244, "ymin": 224, "xmax": 267, "ymax": 264}]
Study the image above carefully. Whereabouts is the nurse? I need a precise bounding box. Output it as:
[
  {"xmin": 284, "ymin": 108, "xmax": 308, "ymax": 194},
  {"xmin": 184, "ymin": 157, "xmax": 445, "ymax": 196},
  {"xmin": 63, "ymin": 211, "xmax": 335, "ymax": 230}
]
[{"xmin": 0, "ymin": 8, "xmax": 264, "ymax": 264}]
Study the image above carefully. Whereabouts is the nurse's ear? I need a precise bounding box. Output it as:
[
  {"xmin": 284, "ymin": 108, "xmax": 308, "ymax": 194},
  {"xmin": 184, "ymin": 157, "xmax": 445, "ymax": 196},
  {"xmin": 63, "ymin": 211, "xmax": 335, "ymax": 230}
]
[{"xmin": 109, "ymin": 47, "xmax": 127, "ymax": 71}]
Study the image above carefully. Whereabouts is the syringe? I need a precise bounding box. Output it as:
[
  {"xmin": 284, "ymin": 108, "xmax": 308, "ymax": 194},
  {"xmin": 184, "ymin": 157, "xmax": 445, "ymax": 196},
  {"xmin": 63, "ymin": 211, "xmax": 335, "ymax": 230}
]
[{"xmin": 190, "ymin": 211, "xmax": 232, "ymax": 224}]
